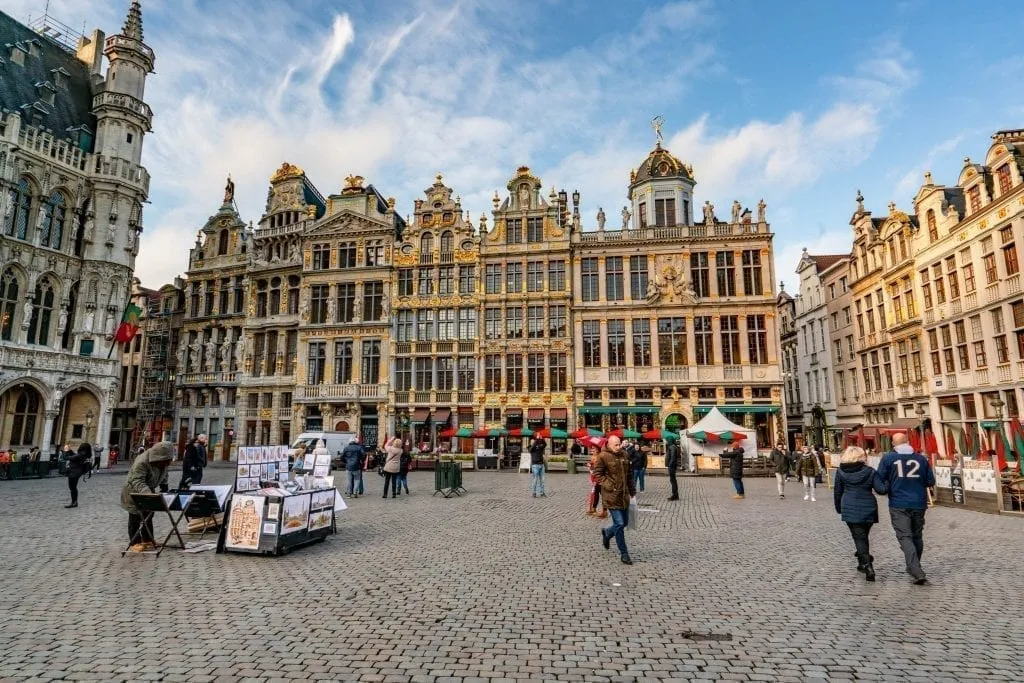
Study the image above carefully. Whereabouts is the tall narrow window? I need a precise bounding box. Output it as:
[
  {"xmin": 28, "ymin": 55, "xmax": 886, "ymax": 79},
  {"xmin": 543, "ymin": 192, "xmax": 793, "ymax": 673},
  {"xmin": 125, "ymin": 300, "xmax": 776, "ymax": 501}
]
[
  {"xmin": 437, "ymin": 357, "xmax": 455, "ymax": 390},
  {"xmin": 437, "ymin": 309, "xmax": 455, "ymax": 340},
  {"xmin": 438, "ymin": 266, "xmax": 454, "ymax": 295},
  {"xmin": 926, "ymin": 209, "xmax": 937, "ymax": 242},
  {"xmin": 416, "ymin": 309, "xmax": 435, "ymax": 341},
  {"xmin": 527, "ymin": 353, "xmax": 544, "ymax": 391},
  {"xmin": 582, "ymin": 320, "xmax": 601, "ymax": 367},
  {"xmin": 414, "ymin": 358, "xmax": 433, "ymax": 390},
  {"xmin": 654, "ymin": 198, "xmax": 675, "ymax": 227},
  {"xmin": 506, "ymin": 354, "xmax": 523, "ymax": 392},
  {"xmin": 505, "ymin": 306, "xmax": 523, "ymax": 339},
  {"xmin": 394, "ymin": 358, "xmax": 412, "ymax": 391},
  {"xmin": 741, "ymin": 250, "xmax": 763, "ymax": 295},
  {"xmin": 507, "ymin": 219, "xmax": 522, "ymax": 244},
  {"xmin": 548, "ymin": 261, "xmax": 565, "ymax": 291},
  {"xmin": 398, "ymin": 268, "xmax": 413, "ymax": 296},
  {"xmin": 40, "ymin": 191, "xmax": 67, "ymax": 250},
  {"xmin": 1002, "ymin": 226, "xmax": 1019, "ymax": 276},
  {"xmin": 605, "ymin": 256, "xmax": 624, "ymax": 301},
  {"xmin": 527, "ymin": 305, "xmax": 544, "ymax": 339},
  {"xmin": 307, "ymin": 341, "xmax": 326, "ymax": 385},
  {"xmin": 484, "ymin": 355, "xmax": 501, "ymax": 392},
  {"xmin": 310, "ymin": 284, "xmax": 328, "ymax": 324},
  {"xmin": 5, "ymin": 178, "xmax": 32, "ymax": 240},
  {"xmin": 657, "ymin": 317, "xmax": 687, "ymax": 365},
  {"xmin": 526, "ymin": 217, "xmax": 543, "ymax": 243},
  {"xmin": 527, "ymin": 261, "xmax": 544, "ymax": 292},
  {"xmin": 458, "ymin": 308, "xmax": 476, "ymax": 339},
  {"xmin": 336, "ymin": 283, "xmax": 355, "ymax": 322},
  {"xmin": 694, "ymin": 315, "xmax": 713, "ymax": 365},
  {"xmin": 26, "ymin": 278, "xmax": 55, "ymax": 346},
  {"xmin": 396, "ymin": 310, "xmax": 413, "ymax": 342},
  {"xmin": 364, "ymin": 281, "xmax": 384, "ymax": 320},
  {"xmin": 268, "ymin": 277, "xmax": 281, "ymax": 314},
  {"xmin": 716, "ymin": 252, "xmax": 736, "ymax": 296},
  {"xmin": 690, "ymin": 252, "xmax": 710, "ymax": 297},
  {"xmin": 458, "ymin": 266, "xmax": 476, "ymax": 295},
  {"xmin": 418, "ymin": 268, "xmax": 434, "ymax": 296},
  {"xmin": 334, "ymin": 340, "xmax": 353, "ymax": 384},
  {"xmin": 457, "ymin": 356, "xmax": 475, "ymax": 390},
  {"xmin": 607, "ymin": 319, "xmax": 626, "ymax": 367},
  {"xmin": 505, "ymin": 263, "xmax": 522, "ymax": 293},
  {"xmin": 721, "ymin": 316, "xmax": 740, "ymax": 364},
  {"xmin": 484, "ymin": 308, "xmax": 501, "ymax": 340},
  {"xmin": 485, "ymin": 264, "xmax": 502, "ymax": 293},
  {"xmin": 440, "ymin": 231, "xmax": 454, "ymax": 254},
  {"xmin": 967, "ymin": 185, "xmax": 981, "ymax": 214},
  {"xmin": 629, "ymin": 255, "xmax": 648, "ymax": 300},
  {"xmin": 581, "ymin": 258, "xmax": 599, "ymax": 302},
  {"xmin": 360, "ymin": 339, "xmax": 381, "ymax": 384},
  {"xmin": 8, "ymin": 389, "xmax": 39, "ymax": 446},
  {"xmin": 747, "ymin": 314, "xmax": 768, "ymax": 364},
  {"xmin": 549, "ymin": 353, "xmax": 567, "ymax": 391},
  {"xmin": 337, "ymin": 242, "xmax": 357, "ymax": 268},
  {"xmin": 548, "ymin": 305, "xmax": 566, "ymax": 338},
  {"xmin": 311, "ymin": 243, "xmax": 331, "ymax": 270},
  {"xmin": 632, "ymin": 319, "xmax": 651, "ymax": 367},
  {"xmin": 365, "ymin": 240, "xmax": 385, "ymax": 266},
  {"xmin": 997, "ymin": 164, "xmax": 1012, "ymax": 196},
  {"xmin": 0, "ymin": 267, "xmax": 20, "ymax": 341}
]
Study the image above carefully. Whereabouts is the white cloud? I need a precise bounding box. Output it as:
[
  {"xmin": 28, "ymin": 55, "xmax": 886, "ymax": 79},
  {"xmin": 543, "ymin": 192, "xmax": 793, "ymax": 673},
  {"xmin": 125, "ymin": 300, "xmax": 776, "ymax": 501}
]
[{"xmin": 891, "ymin": 132, "xmax": 969, "ymax": 200}]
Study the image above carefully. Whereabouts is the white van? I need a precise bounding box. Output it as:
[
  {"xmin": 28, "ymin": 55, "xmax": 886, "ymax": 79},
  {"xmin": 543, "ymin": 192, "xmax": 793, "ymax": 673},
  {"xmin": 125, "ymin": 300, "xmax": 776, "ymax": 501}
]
[{"xmin": 290, "ymin": 432, "xmax": 357, "ymax": 462}]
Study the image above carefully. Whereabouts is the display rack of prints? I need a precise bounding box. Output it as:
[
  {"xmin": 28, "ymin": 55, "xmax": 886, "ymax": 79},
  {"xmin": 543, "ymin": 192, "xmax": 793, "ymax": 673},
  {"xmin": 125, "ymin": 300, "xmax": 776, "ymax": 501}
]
[{"xmin": 234, "ymin": 446, "xmax": 290, "ymax": 492}]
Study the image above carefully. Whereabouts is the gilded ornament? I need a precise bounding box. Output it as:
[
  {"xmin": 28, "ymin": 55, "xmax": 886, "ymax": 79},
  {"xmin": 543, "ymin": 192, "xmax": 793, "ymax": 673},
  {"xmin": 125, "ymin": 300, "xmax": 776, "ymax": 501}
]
[{"xmin": 270, "ymin": 162, "xmax": 304, "ymax": 182}]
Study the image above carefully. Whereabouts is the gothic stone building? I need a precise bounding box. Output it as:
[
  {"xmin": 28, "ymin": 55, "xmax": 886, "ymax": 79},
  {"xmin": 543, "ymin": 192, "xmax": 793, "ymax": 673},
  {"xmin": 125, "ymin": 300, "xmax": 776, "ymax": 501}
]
[
  {"xmin": 0, "ymin": 3, "xmax": 154, "ymax": 460},
  {"xmin": 572, "ymin": 142, "xmax": 783, "ymax": 447}
]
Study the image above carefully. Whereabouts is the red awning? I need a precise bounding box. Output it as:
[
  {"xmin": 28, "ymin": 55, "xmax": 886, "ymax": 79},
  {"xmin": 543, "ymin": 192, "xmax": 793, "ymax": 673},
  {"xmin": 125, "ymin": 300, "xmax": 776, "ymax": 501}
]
[
  {"xmin": 550, "ymin": 408, "xmax": 567, "ymax": 420},
  {"xmin": 527, "ymin": 408, "xmax": 545, "ymax": 422},
  {"xmin": 433, "ymin": 408, "xmax": 452, "ymax": 425},
  {"xmin": 411, "ymin": 407, "xmax": 430, "ymax": 423}
]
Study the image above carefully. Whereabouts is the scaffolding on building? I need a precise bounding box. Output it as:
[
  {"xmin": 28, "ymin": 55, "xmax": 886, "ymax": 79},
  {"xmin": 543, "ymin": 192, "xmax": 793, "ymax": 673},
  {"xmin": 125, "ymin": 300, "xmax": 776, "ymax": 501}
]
[{"xmin": 134, "ymin": 298, "xmax": 175, "ymax": 448}]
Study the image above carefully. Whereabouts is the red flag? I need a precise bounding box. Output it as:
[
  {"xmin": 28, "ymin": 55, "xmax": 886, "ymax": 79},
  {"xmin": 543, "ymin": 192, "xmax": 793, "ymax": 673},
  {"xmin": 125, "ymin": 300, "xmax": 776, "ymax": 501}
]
[
  {"xmin": 978, "ymin": 429, "xmax": 991, "ymax": 460},
  {"xmin": 945, "ymin": 428, "xmax": 957, "ymax": 459},
  {"xmin": 993, "ymin": 427, "xmax": 1009, "ymax": 472},
  {"xmin": 908, "ymin": 429, "xmax": 921, "ymax": 452},
  {"xmin": 113, "ymin": 303, "xmax": 143, "ymax": 343}
]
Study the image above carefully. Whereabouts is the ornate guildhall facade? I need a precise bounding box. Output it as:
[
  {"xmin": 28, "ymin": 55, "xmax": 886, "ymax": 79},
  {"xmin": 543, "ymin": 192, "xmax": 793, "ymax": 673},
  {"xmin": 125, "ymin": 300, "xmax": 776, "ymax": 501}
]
[{"xmin": 572, "ymin": 142, "xmax": 783, "ymax": 446}]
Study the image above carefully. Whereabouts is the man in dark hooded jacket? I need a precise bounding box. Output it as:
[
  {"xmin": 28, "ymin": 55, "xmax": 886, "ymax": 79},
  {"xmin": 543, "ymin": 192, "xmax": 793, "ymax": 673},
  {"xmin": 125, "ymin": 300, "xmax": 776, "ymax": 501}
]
[
  {"xmin": 665, "ymin": 440, "xmax": 680, "ymax": 501},
  {"xmin": 342, "ymin": 439, "xmax": 365, "ymax": 497},
  {"xmin": 120, "ymin": 442, "xmax": 173, "ymax": 552}
]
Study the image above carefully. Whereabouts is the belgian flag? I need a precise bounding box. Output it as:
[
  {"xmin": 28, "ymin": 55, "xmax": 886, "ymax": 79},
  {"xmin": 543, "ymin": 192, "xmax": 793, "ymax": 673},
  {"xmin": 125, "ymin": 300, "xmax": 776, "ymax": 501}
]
[{"xmin": 113, "ymin": 303, "xmax": 143, "ymax": 343}]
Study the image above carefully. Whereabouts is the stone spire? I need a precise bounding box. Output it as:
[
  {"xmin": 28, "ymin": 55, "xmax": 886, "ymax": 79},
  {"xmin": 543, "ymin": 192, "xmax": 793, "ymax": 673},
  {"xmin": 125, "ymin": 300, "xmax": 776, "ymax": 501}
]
[{"xmin": 121, "ymin": 1, "xmax": 144, "ymax": 41}]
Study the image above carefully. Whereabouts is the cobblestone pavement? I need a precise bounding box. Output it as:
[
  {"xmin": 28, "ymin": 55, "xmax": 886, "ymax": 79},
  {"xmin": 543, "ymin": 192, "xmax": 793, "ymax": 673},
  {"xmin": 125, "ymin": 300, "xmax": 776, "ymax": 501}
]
[{"xmin": 1, "ymin": 468, "xmax": 1022, "ymax": 682}]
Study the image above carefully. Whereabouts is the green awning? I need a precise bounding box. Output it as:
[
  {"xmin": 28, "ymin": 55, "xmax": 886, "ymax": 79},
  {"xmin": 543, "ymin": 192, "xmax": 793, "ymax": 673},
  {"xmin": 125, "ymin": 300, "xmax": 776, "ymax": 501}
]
[
  {"xmin": 693, "ymin": 405, "xmax": 781, "ymax": 415},
  {"xmin": 578, "ymin": 406, "xmax": 661, "ymax": 415}
]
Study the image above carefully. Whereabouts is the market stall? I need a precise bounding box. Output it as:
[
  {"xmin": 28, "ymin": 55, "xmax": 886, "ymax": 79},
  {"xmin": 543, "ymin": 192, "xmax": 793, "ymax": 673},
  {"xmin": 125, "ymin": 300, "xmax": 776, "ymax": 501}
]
[
  {"xmin": 218, "ymin": 444, "xmax": 345, "ymax": 556},
  {"xmin": 686, "ymin": 407, "xmax": 757, "ymax": 472}
]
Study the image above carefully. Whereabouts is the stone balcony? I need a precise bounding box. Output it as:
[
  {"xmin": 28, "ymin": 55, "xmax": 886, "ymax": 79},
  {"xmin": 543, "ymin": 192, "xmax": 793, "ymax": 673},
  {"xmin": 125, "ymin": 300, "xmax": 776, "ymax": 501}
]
[
  {"xmin": 576, "ymin": 364, "xmax": 778, "ymax": 385},
  {"xmin": 294, "ymin": 383, "xmax": 388, "ymax": 402},
  {"xmin": 0, "ymin": 345, "xmax": 117, "ymax": 377},
  {"xmin": 178, "ymin": 371, "xmax": 238, "ymax": 386}
]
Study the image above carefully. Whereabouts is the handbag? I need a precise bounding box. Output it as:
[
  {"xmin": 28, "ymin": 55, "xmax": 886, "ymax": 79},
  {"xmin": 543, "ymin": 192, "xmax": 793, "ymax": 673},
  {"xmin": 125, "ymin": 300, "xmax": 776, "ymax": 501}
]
[{"xmin": 627, "ymin": 497, "xmax": 639, "ymax": 530}]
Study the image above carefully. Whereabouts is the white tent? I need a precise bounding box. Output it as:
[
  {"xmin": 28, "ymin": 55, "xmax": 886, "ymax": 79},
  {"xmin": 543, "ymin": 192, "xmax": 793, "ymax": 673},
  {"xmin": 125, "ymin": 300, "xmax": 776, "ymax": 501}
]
[{"xmin": 686, "ymin": 407, "xmax": 758, "ymax": 458}]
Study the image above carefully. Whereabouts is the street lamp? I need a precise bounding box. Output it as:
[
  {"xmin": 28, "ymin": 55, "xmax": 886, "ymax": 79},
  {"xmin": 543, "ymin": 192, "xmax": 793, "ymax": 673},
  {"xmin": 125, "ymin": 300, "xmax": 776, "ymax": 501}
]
[
  {"xmin": 914, "ymin": 404, "xmax": 926, "ymax": 454},
  {"xmin": 991, "ymin": 397, "xmax": 1005, "ymax": 458}
]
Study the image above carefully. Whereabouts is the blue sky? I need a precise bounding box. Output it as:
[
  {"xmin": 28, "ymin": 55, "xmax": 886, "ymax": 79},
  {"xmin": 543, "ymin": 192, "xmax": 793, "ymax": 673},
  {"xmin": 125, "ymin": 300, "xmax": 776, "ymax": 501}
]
[{"xmin": 9, "ymin": 0, "xmax": 1024, "ymax": 288}]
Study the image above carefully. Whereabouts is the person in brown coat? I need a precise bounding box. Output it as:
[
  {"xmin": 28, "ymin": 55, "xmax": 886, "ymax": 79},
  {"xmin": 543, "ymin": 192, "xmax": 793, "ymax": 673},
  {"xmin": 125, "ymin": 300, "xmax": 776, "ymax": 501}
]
[
  {"xmin": 592, "ymin": 435, "xmax": 637, "ymax": 564},
  {"xmin": 382, "ymin": 437, "xmax": 403, "ymax": 499}
]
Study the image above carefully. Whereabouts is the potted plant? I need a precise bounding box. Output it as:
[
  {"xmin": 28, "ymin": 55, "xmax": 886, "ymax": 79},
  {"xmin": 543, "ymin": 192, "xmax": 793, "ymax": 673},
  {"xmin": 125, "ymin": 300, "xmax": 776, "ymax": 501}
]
[
  {"xmin": 546, "ymin": 456, "xmax": 569, "ymax": 472},
  {"xmin": 453, "ymin": 453, "xmax": 475, "ymax": 470}
]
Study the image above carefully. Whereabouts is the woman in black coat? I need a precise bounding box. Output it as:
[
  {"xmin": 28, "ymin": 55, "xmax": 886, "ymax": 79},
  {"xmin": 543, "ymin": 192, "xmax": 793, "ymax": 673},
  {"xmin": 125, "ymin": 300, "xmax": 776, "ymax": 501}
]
[
  {"xmin": 66, "ymin": 443, "xmax": 91, "ymax": 508},
  {"xmin": 833, "ymin": 445, "xmax": 887, "ymax": 581}
]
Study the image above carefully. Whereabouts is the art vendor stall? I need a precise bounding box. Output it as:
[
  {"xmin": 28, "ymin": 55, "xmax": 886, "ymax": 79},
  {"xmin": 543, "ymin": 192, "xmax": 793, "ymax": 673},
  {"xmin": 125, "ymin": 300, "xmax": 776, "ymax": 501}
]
[
  {"xmin": 686, "ymin": 407, "xmax": 757, "ymax": 473},
  {"xmin": 218, "ymin": 444, "xmax": 346, "ymax": 556}
]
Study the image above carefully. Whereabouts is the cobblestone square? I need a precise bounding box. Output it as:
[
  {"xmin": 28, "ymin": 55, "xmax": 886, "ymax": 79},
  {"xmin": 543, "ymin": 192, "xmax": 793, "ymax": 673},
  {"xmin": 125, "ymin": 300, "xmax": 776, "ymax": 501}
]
[{"xmin": 1, "ymin": 468, "xmax": 1021, "ymax": 682}]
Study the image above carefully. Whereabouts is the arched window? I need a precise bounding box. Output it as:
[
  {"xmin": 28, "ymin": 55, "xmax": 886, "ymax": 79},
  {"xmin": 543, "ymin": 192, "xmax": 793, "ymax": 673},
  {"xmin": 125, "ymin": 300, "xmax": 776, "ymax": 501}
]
[
  {"xmin": 269, "ymin": 277, "xmax": 281, "ymax": 314},
  {"xmin": 420, "ymin": 232, "xmax": 434, "ymax": 254},
  {"xmin": 218, "ymin": 229, "xmax": 229, "ymax": 255},
  {"xmin": 287, "ymin": 275, "xmax": 300, "ymax": 315},
  {"xmin": 9, "ymin": 388, "xmax": 40, "ymax": 446},
  {"xmin": 5, "ymin": 178, "xmax": 33, "ymax": 240},
  {"xmin": 27, "ymin": 278, "xmax": 55, "ymax": 346},
  {"xmin": 1, "ymin": 267, "xmax": 20, "ymax": 341},
  {"xmin": 62, "ymin": 281, "xmax": 79, "ymax": 350},
  {"xmin": 926, "ymin": 209, "xmax": 937, "ymax": 242},
  {"xmin": 255, "ymin": 279, "xmax": 268, "ymax": 318},
  {"xmin": 41, "ymin": 191, "xmax": 67, "ymax": 249},
  {"xmin": 440, "ymin": 230, "xmax": 454, "ymax": 253}
]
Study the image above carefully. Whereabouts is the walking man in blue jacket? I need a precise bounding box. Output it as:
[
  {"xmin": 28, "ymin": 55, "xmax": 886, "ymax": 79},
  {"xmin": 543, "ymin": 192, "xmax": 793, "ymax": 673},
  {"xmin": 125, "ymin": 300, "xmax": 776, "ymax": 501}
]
[{"xmin": 876, "ymin": 433, "xmax": 935, "ymax": 584}]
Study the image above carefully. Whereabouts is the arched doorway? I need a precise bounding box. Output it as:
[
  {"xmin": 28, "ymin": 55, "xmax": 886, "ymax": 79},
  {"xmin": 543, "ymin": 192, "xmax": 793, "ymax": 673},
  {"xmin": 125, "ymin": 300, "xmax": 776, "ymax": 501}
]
[
  {"xmin": 0, "ymin": 384, "xmax": 44, "ymax": 451},
  {"xmin": 56, "ymin": 387, "xmax": 101, "ymax": 450},
  {"xmin": 664, "ymin": 413, "xmax": 688, "ymax": 434}
]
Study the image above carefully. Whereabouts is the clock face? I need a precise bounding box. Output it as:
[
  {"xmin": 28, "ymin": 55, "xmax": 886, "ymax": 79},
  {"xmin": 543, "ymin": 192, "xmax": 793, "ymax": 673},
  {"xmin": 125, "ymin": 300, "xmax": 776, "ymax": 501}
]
[{"xmin": 658, "ymin": 161, "xmax": 670, "ymax": 175}]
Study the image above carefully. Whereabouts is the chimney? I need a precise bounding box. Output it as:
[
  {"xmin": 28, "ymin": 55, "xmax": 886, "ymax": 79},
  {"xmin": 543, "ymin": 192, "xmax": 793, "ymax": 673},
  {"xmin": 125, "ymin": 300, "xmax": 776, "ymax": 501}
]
[{"xmin": 75, "ymin": 29, "xmax": 105, "ymax": 76}]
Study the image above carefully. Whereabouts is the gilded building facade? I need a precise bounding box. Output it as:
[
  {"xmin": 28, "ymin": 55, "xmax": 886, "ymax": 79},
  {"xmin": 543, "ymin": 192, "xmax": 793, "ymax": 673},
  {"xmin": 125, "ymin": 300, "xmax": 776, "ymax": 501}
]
[
  {"xmin": 237, "ymin": 163, "xmax": 325, "ymax": 449},
  {"xmin": 0, "ymin": 4, "xmax": 154, "ymax": 460},
  {"xmin": 913, "ymin": 130, "xmax": 1024, "ymax": 454},
  {"xmin": 479, "ymin": 167, "xmax": 573, "ymax": 460},
  {"xmin": 572, "ymin": 142, "xmax": 783, "ymax": 447},
  {"xmin": 292, "ymin": 175, "xmax": 403, "ymax": 447},
  {"xmin": 389, "ymin": 174, "xmax": 480, "ymax": 449},
  {"xmin": 174, "ymin": 186, "xmax": 249, "ymax": 459},
  {"xmin": 848, "ymin": 194, "xmax": 929, "ymax": 448}
]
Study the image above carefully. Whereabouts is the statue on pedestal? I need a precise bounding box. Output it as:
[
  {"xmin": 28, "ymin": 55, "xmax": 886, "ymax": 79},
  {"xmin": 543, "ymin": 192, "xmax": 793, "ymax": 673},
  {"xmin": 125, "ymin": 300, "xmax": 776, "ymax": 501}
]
[{"xmin": 597, "ymin": 207, "xmax": 606, "ymax": 229}]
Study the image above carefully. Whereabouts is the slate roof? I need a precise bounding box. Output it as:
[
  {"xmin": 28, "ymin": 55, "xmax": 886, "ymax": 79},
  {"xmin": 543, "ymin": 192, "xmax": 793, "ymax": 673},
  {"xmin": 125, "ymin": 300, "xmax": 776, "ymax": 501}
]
[{"xmin": 0, "ymin": 11, "xmax": 96, "ymax": 149}]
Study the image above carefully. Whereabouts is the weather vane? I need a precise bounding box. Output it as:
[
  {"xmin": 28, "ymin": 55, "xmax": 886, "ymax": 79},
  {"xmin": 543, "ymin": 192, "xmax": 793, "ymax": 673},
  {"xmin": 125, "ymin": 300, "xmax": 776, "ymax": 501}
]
[{"xmin": 651, "ymin": 115, "xmax": 665, "ymax": 144}]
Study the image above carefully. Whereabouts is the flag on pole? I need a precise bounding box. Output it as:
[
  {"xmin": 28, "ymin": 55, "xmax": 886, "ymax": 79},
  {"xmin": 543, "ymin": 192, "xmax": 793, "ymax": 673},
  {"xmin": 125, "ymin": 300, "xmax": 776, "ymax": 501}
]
[
  {"xmin": 994, "ymin": 427, "xmax": 1010, "ymax": 472},
  {"xmin": 113, "ymin": 303, "xmax": 143, "ymax": 343},
  {"xmin": 1010, "ymin": 420, "xmax": 1024, "ymax": 473}
]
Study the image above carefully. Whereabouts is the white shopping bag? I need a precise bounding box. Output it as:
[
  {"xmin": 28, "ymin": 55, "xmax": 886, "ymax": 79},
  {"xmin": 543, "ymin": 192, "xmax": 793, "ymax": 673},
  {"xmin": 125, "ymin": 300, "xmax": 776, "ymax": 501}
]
[{"xmin": 627, "ymin": 496, "xmax": 639, "ymax": 530}]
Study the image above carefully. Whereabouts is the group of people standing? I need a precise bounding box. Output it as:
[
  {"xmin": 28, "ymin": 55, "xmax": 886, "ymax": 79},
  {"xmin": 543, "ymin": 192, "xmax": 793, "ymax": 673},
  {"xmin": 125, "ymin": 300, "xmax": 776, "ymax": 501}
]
[
  {"xmin": 767, "ymin": 443, "xmax": 826, "ymax": 501},
  {"xmin": 341, "ymin": 437, "xmax": 411, "ymax": 499}
]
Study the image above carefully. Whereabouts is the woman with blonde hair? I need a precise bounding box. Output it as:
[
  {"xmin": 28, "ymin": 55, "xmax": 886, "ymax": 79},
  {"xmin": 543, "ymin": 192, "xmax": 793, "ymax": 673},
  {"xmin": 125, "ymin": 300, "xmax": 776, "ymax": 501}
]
[
  {"xmin": 382, "ymin": 437, "xmax": 403, "ymax": 499},
  {"xmin": 833, "ymin": 445, "xmax": 887, "ymax": 581}
]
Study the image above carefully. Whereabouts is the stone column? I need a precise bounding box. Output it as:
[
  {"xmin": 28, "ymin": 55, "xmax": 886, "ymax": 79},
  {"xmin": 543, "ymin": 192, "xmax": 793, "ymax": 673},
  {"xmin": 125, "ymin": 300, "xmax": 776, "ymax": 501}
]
[
  {"xmin": 96, "ymin": 397, "xmax": 113, "ymax": 469},
  {"xmin": 40, "ymin": 409, "xmax": 58, "ymax": 458}
]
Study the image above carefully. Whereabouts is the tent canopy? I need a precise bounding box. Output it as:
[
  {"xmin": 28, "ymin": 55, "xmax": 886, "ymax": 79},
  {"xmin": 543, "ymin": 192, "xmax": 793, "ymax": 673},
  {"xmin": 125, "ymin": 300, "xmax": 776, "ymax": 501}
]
[{"xmin": 687, "ymin": 407, "xmax": 757, "ymax": 456}]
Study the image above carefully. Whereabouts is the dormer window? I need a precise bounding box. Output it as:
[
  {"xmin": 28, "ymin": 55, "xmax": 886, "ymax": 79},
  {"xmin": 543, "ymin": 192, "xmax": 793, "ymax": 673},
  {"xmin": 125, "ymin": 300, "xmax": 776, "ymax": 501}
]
[
  {"xmin": 996, "ymin": 164, "xmax": 1012, "ymax": 196},
  {"xmin": 35, "ymin": 81, "xmax": 56, "ymax": 106},
  {"xmin": 967, "ymin": 185, "xmax": 981, "ymax": 214},
  {"xmin": 26, "ymin": 39, "xmax": 40, "ymax": 58},
  {"xmin": 50, "ymin": 67, "xmax": 70, "ymax": 89},
  {"xmin": 8, "ymin": 43, "xmax": 27, "ymax": 66}
]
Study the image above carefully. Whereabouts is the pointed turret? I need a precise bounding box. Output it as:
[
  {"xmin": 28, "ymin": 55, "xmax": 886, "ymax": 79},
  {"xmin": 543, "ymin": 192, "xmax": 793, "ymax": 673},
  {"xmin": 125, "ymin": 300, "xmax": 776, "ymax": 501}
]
[{"xmin": 122, "ymin": 0, "xmax": 144, "ymax": 41}]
